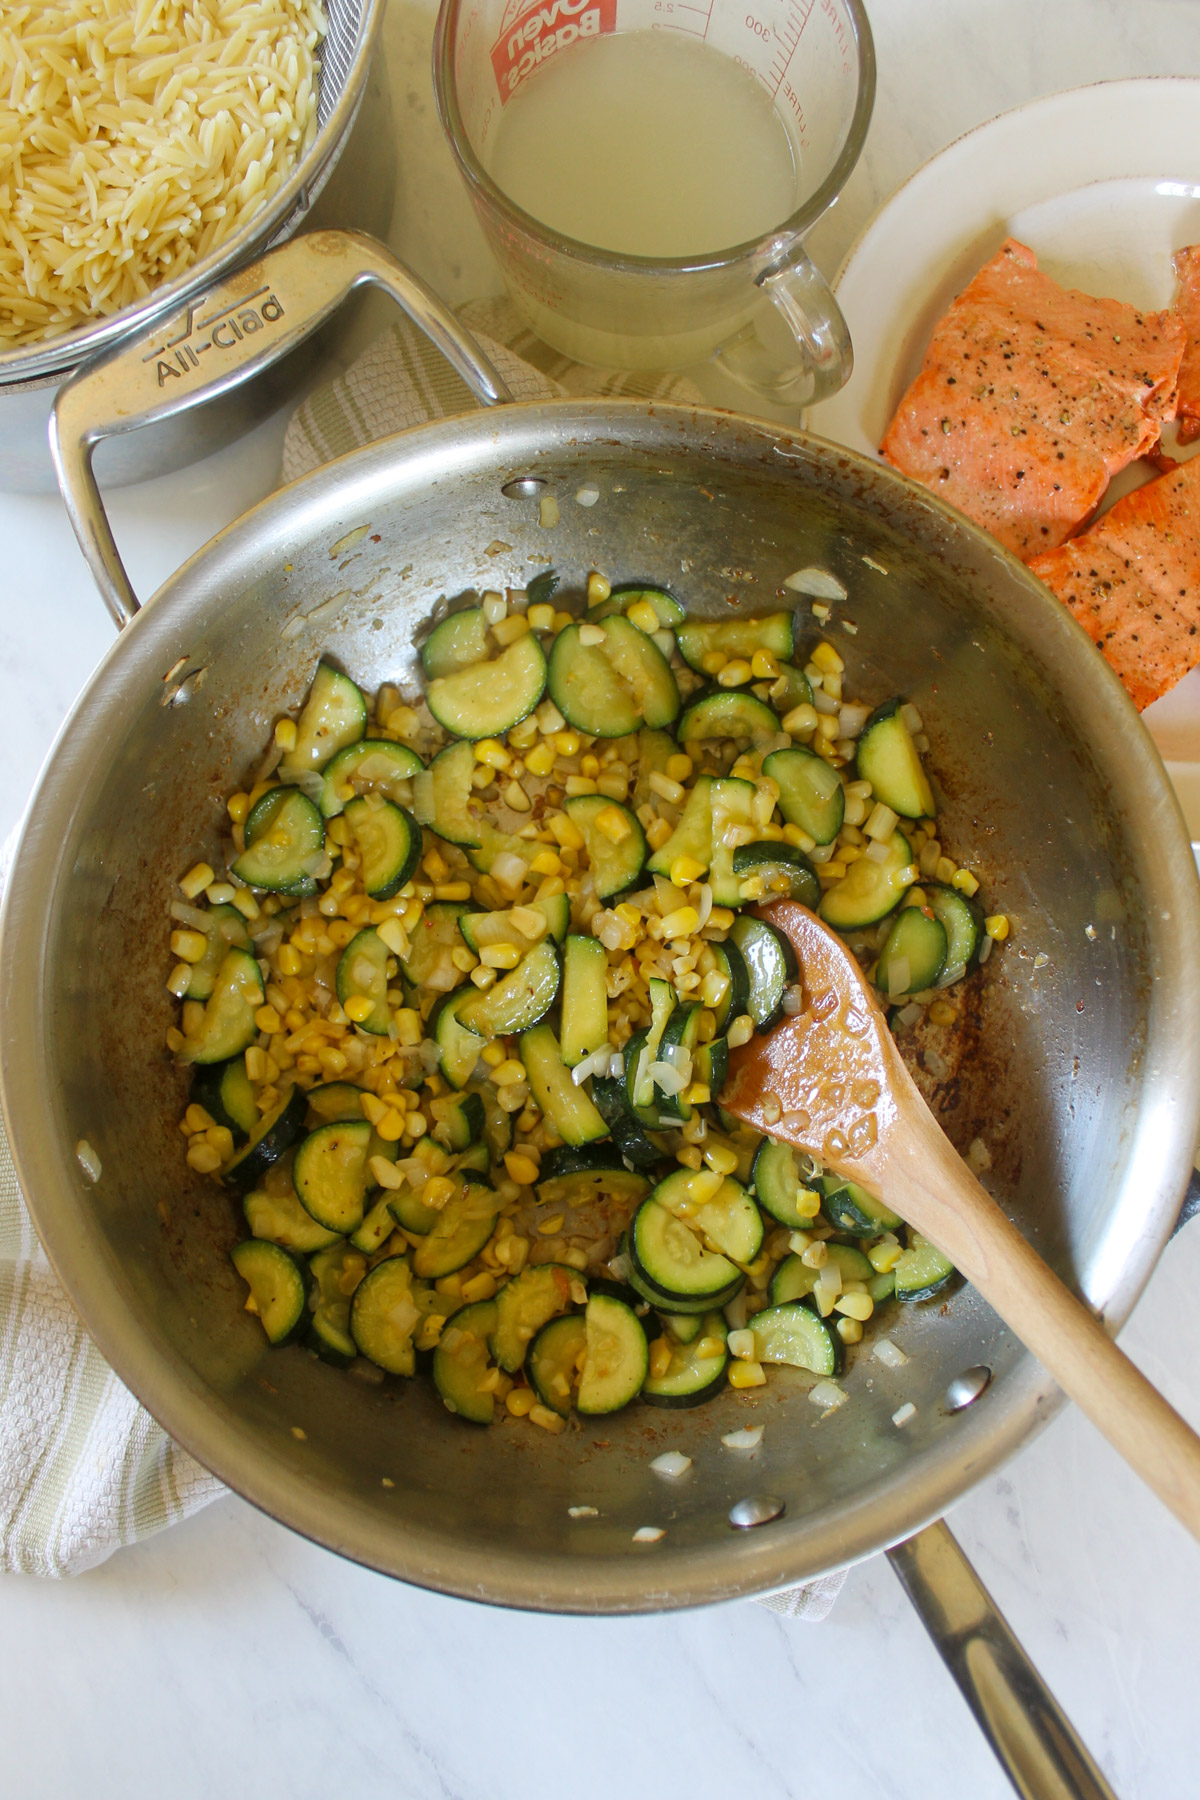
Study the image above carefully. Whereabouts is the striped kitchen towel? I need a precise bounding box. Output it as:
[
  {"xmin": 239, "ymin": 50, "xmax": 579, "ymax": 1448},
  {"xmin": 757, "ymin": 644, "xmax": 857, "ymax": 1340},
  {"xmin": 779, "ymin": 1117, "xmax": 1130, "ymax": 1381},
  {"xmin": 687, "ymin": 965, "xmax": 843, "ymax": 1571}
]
[{"xmin": 1, "ymin": 308, "xmax": 844, "ymax": 1616}]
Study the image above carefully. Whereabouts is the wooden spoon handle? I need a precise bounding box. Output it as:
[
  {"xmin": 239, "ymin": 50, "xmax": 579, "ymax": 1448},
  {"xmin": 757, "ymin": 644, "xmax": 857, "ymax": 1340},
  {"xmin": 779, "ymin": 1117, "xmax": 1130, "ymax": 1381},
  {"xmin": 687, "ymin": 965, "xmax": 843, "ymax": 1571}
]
[{"xmin": 885, "ymin": 1126, "xmax": 1200, "ymax": 1543}]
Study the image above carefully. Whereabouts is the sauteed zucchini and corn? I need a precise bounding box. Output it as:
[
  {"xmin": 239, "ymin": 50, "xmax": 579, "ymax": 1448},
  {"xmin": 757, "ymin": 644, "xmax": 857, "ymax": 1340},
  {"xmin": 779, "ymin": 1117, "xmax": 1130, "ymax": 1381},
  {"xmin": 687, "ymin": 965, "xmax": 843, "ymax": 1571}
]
[{"xmin": 165, "ymin": 576, "xmax": 1007, "ymax": 1429}]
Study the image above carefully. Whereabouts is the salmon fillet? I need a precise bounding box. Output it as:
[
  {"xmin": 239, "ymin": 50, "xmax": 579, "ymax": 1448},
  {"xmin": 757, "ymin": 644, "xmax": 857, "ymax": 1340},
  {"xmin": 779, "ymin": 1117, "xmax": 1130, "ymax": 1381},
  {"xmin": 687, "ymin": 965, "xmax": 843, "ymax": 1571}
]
[
  {"xmin": 1027, "ymin": 453, "xmax": 1200, "ymax": 710},
  {"xmin": 881, "ymin": 239, "xmax": 1186, "ymax": 560},
  {"xmin": 1173, "ymin": 245, "xmax": 1200, "ymax": 445}
]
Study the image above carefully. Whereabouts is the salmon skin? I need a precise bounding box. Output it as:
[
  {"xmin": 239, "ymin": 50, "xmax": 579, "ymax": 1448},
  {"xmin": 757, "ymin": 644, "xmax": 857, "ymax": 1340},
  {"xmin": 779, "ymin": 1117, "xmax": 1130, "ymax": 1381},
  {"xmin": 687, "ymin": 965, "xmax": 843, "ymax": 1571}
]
[
  {"xmin": 882, "ymin": 239, "xmax": 1185, "ymax": 561},
  {"xmin": 1173, "ymin": 245, "xmax": 1200, "ymax": 445},
  {"xmin": 1027, "ymin": 453, "xmax": 1200, "ymax": 711}
]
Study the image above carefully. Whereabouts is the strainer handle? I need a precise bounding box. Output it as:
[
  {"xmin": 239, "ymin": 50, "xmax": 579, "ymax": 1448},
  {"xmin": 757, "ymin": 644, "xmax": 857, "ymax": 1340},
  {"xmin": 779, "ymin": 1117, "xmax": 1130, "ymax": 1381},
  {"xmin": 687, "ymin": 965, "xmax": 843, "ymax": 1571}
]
[{"xmin": 50, "ymin": 229, "xmax": 513, "ymax": 629}]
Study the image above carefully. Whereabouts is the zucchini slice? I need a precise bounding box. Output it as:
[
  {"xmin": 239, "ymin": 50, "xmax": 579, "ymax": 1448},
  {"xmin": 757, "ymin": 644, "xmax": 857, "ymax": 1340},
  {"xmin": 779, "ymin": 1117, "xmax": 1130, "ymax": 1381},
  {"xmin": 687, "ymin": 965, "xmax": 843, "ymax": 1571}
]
[
  {"xmin": 231, "ymin": 1240, "xmax": 310, "ymax": 1346},
  {"xmin": 220, "ymin": 1085, "xmax": 307, "ymax": 1192},
  {"xmin": 856, "ymin": 700, "xmax": 936, "ymax": 819},
  {"xmin": 536, "ymin": 1143, "xmax": 650, "ymax": 1209},
  {"xmin": 426, "ymin": 632, "xmax": 547, "ymax": 740},
  {"xmin": 433, "ymin": 1299, "xmax": 499, "ymax": 1423},
  {"xmin": 751, "ymin": 1139, "xmax": 821, "ymax": 1230},
  {"xmin": 731, "ymin": 842, "xmax": 820, "ymax": 909},
  {"xmin": 350, "ymin": 1193, "xmax": 401, "ymax": 1255},
  {"xmin": 179, "ymin": 947, "xmax": 264, "ymax": 1065},
  {"xmin": 654, "ymin": 999, "xmax": 702, "ymax": 1125},
  {"xmin": 466, "ymin": 820, "xmax": 543, "ymax": 880},
  {"xmin": 677, "ymin": 688, "xmax": 779, "ymax": 744},
  {"xmin": 728, "ymin": 914, "xmax": 797, "ymax": 1029},
  {"xmin": 527, "ymin": 1312, "xmax": 588, "ymax": 1416},
  {"xmin": 192, "ymin": 1054, "xmax": 258, "ymax": 1141},
  {"xmin": 180, "ymin": 903, "xmax": 251, "ymax": 1002},
  {"xmin": 563, "ymin": 795, "xmax": 647, "ymax": 899},
  {"xmin": 707, "ymin": 940, "xmax": 750, "ymax": 1032},
  {"xmin": 590, "ymin": 584, "xmax": 686, "ymax": 627},
  {"xmin": 819, "ymin": 830, "xmax": 914, "ymax": 930},
  {"xmin": 411, "ymin": 739, "xmax": 481, "ymax": 849},
  {"xmin": 548, "ymin": 617, "xmax": 679, "ymax": 736},
  {"xmin": 924, "ymin": 883, "xmax": 985, "ymax": 976},
  {"xmin": 319, "ymin": 739, "xmax": 424, "ymax": 819},
  {"xmin": 278, "ymin": 661, "xmax": 367, "ymax": 780},
  {"xmin": 491, "ymin": 1262, "xmax": 577, "ymax": 1372},
  {"xmin": 306, "ymin": 1242, "xmax": 364, "ymax": 1366},
  {"xmin": 590, "ymin": 1076, "xmax": 667, "ymax": 1172},
  {"xmin": 466, "ymin": 1079, "xmax": 513, "ymax": 1162},
  {"xmin": 431, "ymin": 1088, "xmax": 486, "ymax": 1152},
  {"xmin": 876, "ymin": 905, "xmax": 948, "ymax": 998},
  {"xmin": 421, "ymin": 606, "xmax": 490, "ymax": 680},
  {"xmin": 458, "ymin": 937, "xmax": 560, "ymax": 1037},
  {"xmin": 645, "ymin": 776, "xmax": 716, "ymax": 880},
  {"xmin": 748, "ymin": 1301, "xmax": 842, "ymax": 1376},
  {"xmin": 519, "ymin": 1022, "xmax": 608, "ymax": 1145},
  {"xmin": 431, "ymin": 988, "xmax": 486, "ymax": 1089},
  {"xmin": 707, "ymin": 777, "xmax": 758, "ymax": 907},
  {"xmin": 350, "ymin": 1256, "xmax": 420, "ymax": 1374},
  {"xmin": 631, "ymin": 728, "xmax": 679, "ymax": 809},
  {"xmin": 336, "ymin": 927, "xmax": 391, "ymax": 1035},
  {"xmin": 293, "ymin": 1119, "xmax": 372, "ymax": 1235},
  {"xmin": 675, "ymin": 612, "xmax": 795, "ymax": 672},
  {"xmin": 660, "ymin": 1311, "xmax": 703, "ymax": 1345},
  {"xmin": 624, "ymin": 1242, "xmax": 744, "ymax": 1316},
  {"xmin": 411, "ymin": 1182, "xmax": 501, "ymax": 1279},
  {"xmin": 644, "ymin": 775, "xmax": 756, "ymax": 895},
  {"xmin": 629, "ymin": 1198, "xmax": 742, "ymax": 1303},
  {"xmin": 769, "ymin": 664, "xmax": 814, "ymax": 714},
  {"xmin": 343, "ymin": 797, "xmax": 422, "ymax": 900},
  {"xmin": 233, "ymin": 787, "xmax": 325, "ymax": 896},
  {"xmin": 894, "ymin": 1234, "xmax": 955, "ymax": 1302},
  {"xmin": 400, "ymin": 901, "xmax": 468, "ymax": 989},
  {"xmin": 694, "ymin": 1035, "xmax": 728, "ymax": 1102},
  {"xmin": 243, "ymin": 1180, "xmax": 342, "ymax": 1254},
  {"xmin": 642, "ymin": 1310, "xmax": 729, "ymax": 1407},
  {"xmin": 769, "ymin": 1243, "xmax": 873, "ymax": 1306},
  {"xmin": 577, "ymin": 1293, "xmax": 649, "ymax": 1415},
  {"xmin": 388, "ymin": 1180, "xmax": 440, "ymax": 1237},
  {"xmin": 820, "ymin": 1175, "xmax": 903, "ymax": 1237},
  {"xmin": 305, "ymin": 1081, "xmax": 368, "ymax": 1126},
  {"xmin": 460, "ymin": 892, "xmax": 569, "ymax": 953},
  {"xmin": 762, "ymin": 746, "xmax": 845, "ymax": 845},
  {"xmin": 560, "ymin": 934, "xmax": 610, "ymax": 1066},
  {"xmin": 650, "ymin": 1167, "xmax": 763, "ymax": 1267}
]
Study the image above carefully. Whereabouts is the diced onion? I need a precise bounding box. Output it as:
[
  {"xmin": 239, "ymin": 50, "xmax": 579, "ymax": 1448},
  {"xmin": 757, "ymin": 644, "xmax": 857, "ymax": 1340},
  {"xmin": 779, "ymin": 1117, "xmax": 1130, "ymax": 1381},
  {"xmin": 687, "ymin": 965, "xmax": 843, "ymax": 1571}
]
[
  {"xmin": 872, "ymin": 1338, "xmax": 909, "ymax": 1370},
  {"xmin": 892, "ymin": 1402, "xmax": 917, "ymax": 1428},
  {"xmin": 575, "ymin": 484, "xmax": 600, "ymax": 507},
  {"xmin": 894, "ymin": 1002, "xmax": 923, "ymax": 1029},
  {"xmin": 809, "ymin": 1379, "xmax": 848, "ymax": 1411},
  {"xmin": 169, "ymin": 900, "xmax": 214, "ymax": 931},
  {"xmin": 647, "ymin": 1060, "xmax": 686, "ymax": 1096},
  {"xmin": 812, "ymin": 689, "xmax": 839, "ymax": 716},
  {"xmin": 650, "ymin": 1452, "xmax": 692, "ymax": 1479},
  {"xmin": 492, "ymin": 852, "xmax": 528, "ymax": 892},
  {"xmin": 783, "ymin": 566, "xmax": 847, "ymax": 601},
  {"xmin": 865, "ymin": 838, "xmax": 893, "ymax": 863},
  {"xmin": 721, "ymin": 1425, "xmax": 764, "ymax": 1450},
  {"xmin": 886, "ymin": 955, "xmax": 911, "ymax": 999},
  {"xmin": 75, "ymin": 1139, "xmax": 102, "ymax": 1183},
  {"xmin": 632, "ymin": 1525, "xmax": 665, "ymax": 1542},
  {"xmin": 838, "ymin": 703, "xmax": 871, "ymax": 738}
]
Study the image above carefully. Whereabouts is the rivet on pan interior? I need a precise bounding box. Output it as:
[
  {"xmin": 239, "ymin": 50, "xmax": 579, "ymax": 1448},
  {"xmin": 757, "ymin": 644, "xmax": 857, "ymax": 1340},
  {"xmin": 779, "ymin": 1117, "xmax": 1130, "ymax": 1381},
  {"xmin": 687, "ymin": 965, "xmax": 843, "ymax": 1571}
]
[
  {"xmin": 729, "ymin": 1494, "xmax": 785, "ymax": 1530},
  {"xmin": 945, "ymin": 1366, "xmax": 992, "ymax": 1411},
  {"xmin": 501, "ymin": 475, "xmax": 545, "ymax": 499}
]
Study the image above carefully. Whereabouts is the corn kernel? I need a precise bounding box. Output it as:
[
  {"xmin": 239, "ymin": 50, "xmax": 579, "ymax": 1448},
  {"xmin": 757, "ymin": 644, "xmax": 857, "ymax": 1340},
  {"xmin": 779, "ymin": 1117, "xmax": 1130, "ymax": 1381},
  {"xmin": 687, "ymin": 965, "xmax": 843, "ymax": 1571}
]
[
  {"xmin": 470, "ymin": 964, "xmax": 498, "ymax": 989},
  {"xmin": 481, "ymin": 1043, "xmax": 505, "ymax": 1067},
  {"xmin": 529, "ymin": 1403, "xmax": 567, "ymax": 1433},
  {"xmin": 372, "ymin": 1109, "xmax": 404, "ymax": 1143},
  {"xmin": 868, "ymin": 1237, "xmax": 903, "ymax": 1273},
  {"xmin": 393, "ymin": 1008, "xmax": 422, "ymax": 1046},
  {"xmin": 524, "ymin": 741, "xmax": 556, "ymax": 777},
  {"xmin": 649, "ymin": 1337, "xmax": 673, "ymax": 1379},
  {"xmin": 835, "ymin": 1290, "xmax": 874, "ymax": 1321},
  {"xmin": 704, "ymin": 1142, "xmax": 739, "ymax": 1177},
  {"xmin": 927, "ymin": 999, "xmax": 956, "ymax": 1027},
  {"xmin": 836, "ymin": 1317, "xmax": 864, "ymax": 1345},
  {"xmin": 728, "ymin": 1359, "xmax": 766, "ymax": 1389},
  {"xmin": 230, "ymin": 888, "xmax": 260, "ymax": 922},
  {"xmin": 343, "ymin": 994, "xmax": 375, "ymax": 1024},
  {"xmin": 727, "ymin": 1013, "xmax": 755, "ymax": 1049},
  {"xmin": 492, "ymin": 1058, "xmax": 526, "ymax": 1086},
  {"xmin": 700, "ymin": 650, "xmax": 727, "ymax": 675},
  {"xmin": 587, "ymin": 571, "xmax": 611, "ymax": 605},
  {"xmin": 274, "ymin": 718, "xmax": 298, "ymax": 752},
  {"xmin": 480, "ymin": 943, "xmax": 521, "ymax": 970},
  {"xmin": 384, "ymin": 705, "xmax": 419, "ymax": 739},
  {"xmin": 626, "ymin": 599, "xmax": 660, "ymax": 634},
  {"xmin": 461, "ymin": 1271, "xmax": 498, "ymax": 1304},
  {"xmin": 716, "ymin": 658, "xmax": 752, "ymax": 688},
  {"xmin": 204, "ymin": 1125, "xmax": 235, "ymax": 1161},
  {"xmin": 179, "ymin": 862, "xmax": 214, "ymax": 900},
  {"xmin": 186, "ymin": 1141, "xmax": 222, "ymax": 1174},
  {"xmin": 782, "ymin": 702, "xmax": 819, "ymax": 736},
  {"xmin": 475, "ymin": 739, "xmax": 511, "ymax": 771},
  {"xmin": 492, "ymin": 614, "xmax": 530, "ymax": 646},
  {"xmin": 952, "ymin": 868, "xmax": 980, "ymax": 898},
  {"xmin": 255, "ymin": 1005, "xmax": 282, "ymax": 1035},
  {"xmin": 750, "ymin": 650, "xmax": 780, "ymax": 679},
  {"xmin": 169, "ymin": 928, "xmax": 207, "ymax": 964},
  {"xmin": 184, "ymin": 1103, "xmax": 215, "ymax": 1134},
  {"xmin": 226, "ymin": 791, "xmax": 250, "ymax": 825},
  {"xmin": 985, "ymin": 913, "xmax": 1009, "ymax": 941},
  {"xmin": 669, "ymin": 855, "xmax": 706, "ymax": 887},
  {"xmin": 589, "ymin": 804, "xmax": 629, "ymax": 846},
  {"xmin": 527, "ymin": 603, "xmax": 556, "ymax": 631},
  {"xmin": 504, "ymin": 1151, "xmax": 540, "ymax": 1185},
  {"xmin": 811, "ymin": 641, "xmax": 844, "ymax": 675},
  {"xmin": 506, "ymin": 1387, "xmax": 536, "ymax": 1417},
  {"xmin": 648, "ymin": 770, "xmax": 685, "ymax": 805}
]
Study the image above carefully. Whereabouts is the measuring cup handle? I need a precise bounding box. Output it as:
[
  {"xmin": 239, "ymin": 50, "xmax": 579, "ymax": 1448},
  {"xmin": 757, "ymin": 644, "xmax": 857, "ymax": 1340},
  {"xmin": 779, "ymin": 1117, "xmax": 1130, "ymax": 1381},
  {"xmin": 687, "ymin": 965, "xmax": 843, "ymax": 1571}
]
[
  {"xmin": 50, "ymin": 229, "xmax": 514, "ymax": 630},
  {"xmin": 712, "ymin": 245, "xmax": 853, "ymax": 411}
]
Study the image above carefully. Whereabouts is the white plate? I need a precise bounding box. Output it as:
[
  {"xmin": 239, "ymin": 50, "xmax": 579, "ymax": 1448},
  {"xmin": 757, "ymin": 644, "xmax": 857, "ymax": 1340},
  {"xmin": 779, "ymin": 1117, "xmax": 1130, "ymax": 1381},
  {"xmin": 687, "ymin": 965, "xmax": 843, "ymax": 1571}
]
[{"xmin": 807, "ymin": 78, "xmax": 1200, "ymax": 816}]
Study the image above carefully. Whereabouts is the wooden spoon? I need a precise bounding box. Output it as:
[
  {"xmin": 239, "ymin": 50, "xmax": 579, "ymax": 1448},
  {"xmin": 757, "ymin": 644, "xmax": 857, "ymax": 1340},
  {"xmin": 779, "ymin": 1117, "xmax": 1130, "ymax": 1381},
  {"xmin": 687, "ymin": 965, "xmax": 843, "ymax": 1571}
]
[{"xmin": 722, "ymin": 900, "xmax": 1200, "ymax": 1542}]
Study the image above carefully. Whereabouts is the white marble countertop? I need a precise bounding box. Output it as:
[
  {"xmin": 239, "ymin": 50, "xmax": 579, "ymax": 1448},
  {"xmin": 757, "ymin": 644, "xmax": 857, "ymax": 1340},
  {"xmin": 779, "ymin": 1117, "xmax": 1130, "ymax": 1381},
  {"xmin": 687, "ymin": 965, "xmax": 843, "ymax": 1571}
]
[{"xmin": 4, "ymin": 3, "xmax": 1200, "ymax": 1796}]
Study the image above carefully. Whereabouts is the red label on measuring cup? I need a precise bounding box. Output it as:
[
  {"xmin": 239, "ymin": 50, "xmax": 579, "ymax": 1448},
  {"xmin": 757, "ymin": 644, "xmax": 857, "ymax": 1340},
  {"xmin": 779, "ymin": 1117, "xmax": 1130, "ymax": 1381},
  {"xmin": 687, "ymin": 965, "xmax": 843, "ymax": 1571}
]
[{"xmin": 490, "ymin": 0, "xmax": 616, "ymax": 102}]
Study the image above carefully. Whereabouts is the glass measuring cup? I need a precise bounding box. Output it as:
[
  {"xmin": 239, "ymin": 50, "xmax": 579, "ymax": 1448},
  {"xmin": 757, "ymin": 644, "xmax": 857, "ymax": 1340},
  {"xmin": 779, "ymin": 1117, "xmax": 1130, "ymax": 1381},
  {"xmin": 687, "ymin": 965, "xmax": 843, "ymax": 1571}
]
[{"xmin": 433, "ymin": 0, "xmax": 874, "ymax": 404}]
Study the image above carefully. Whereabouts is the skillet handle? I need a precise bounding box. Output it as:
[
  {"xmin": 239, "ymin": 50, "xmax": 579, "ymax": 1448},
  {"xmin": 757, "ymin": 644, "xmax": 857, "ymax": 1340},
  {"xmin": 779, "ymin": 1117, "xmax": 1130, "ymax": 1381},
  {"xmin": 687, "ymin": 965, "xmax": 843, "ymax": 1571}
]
[
  {"xmin": 49, "ymin": 228, "xmax": 513, "ymax": 630},
  {"xmin": 888, "ymin": 1521, "xmax": 1118, "ymax": 1800}
]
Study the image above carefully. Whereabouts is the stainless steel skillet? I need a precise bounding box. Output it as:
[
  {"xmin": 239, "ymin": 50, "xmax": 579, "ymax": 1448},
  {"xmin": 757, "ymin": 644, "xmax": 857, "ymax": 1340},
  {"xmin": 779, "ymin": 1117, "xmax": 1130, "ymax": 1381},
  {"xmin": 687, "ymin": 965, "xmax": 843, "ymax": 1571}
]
[{"xmin": 4, "ymin": 229, "xmax": 1198, "ymax": 1799}]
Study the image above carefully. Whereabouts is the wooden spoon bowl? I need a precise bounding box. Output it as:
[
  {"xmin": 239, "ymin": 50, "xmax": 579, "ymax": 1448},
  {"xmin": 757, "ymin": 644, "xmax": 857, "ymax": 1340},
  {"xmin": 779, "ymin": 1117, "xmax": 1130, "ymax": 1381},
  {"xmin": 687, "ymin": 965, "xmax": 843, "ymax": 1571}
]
[{"xmin": 722, "ymin": 900, "xmax": 1200, "ymax": 1543}]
